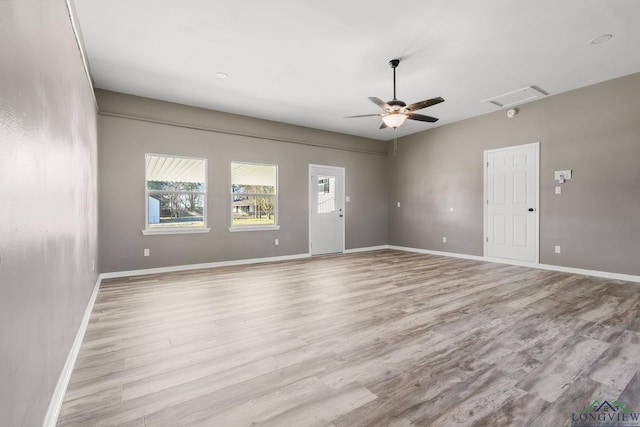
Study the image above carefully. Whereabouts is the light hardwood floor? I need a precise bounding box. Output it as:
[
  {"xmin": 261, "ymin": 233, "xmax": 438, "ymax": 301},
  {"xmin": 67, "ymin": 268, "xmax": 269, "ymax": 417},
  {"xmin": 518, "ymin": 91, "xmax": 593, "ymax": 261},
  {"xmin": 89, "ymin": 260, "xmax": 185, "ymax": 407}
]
[{"xmin": 58, "ymin": 250, "xmax": 640, "ymax": 426}]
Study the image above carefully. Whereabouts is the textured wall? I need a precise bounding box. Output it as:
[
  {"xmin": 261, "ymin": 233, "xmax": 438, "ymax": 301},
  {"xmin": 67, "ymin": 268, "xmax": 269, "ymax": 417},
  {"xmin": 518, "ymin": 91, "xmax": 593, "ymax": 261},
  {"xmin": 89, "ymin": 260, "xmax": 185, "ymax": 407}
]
[
  {"xmin": 389, "ymin": 72, "xmax": 640, "ymax": 276},
  {"xmin": 0, "ymin": 1, "xmax": 98, "ymax": 426},
  {"xmin": 97, "ymin": 90, "xmax": 388, "ymax": 272}
]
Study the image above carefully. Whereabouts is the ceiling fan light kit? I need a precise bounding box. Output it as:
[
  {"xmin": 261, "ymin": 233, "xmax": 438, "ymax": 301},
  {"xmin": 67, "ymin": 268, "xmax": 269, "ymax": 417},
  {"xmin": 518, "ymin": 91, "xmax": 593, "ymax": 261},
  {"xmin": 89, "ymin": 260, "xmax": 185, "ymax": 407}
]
[
  {"xmin": 381, "ymin": 113, "xmax": 407, "ymax": 128},
  {"xmin": 345, "ymin": 59, "xmax": 444, "ymax": 130}
]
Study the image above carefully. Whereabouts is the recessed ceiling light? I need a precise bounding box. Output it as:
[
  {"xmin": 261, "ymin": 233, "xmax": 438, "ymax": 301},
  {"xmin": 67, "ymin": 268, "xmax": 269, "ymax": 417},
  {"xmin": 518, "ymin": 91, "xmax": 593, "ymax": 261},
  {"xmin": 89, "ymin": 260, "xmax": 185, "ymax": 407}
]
[
  {"xmin": 216, "ymin": 72, "xmax": 229, "ymax": 79},
  {"xmin": 590, "ymin": 34, "xmax": 613, "ymax": 45}
]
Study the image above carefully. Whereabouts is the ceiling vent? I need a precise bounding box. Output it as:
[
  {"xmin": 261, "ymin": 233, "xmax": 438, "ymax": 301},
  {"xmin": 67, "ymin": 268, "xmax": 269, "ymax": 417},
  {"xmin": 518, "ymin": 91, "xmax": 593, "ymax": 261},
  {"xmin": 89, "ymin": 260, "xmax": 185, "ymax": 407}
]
[{"xmin": 483, "ymin": 86, "xmax": 548, "ymax": 108}]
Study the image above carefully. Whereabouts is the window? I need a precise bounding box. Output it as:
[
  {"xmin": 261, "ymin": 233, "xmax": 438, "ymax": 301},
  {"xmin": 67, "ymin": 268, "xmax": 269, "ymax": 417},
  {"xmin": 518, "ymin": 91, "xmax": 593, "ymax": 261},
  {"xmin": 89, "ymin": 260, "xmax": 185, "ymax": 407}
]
[
  {"xmin": 230, "ymin": 162, "xmax": 279, "ymax": 231},
  {"xmin": 317, "ymin": 175, "xmax": 336, "ymax": 213},
  {"xmin": 143, "ymin": 154, "xmax": 209, "ymax": 235}
]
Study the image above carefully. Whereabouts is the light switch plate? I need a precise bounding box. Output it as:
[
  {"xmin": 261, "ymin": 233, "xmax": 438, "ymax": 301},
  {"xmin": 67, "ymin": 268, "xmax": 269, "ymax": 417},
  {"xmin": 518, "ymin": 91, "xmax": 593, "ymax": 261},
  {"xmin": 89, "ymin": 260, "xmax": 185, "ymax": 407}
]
[{"xmin": 555, "ymin": 186, "xmax": 561, "ymax": 194}]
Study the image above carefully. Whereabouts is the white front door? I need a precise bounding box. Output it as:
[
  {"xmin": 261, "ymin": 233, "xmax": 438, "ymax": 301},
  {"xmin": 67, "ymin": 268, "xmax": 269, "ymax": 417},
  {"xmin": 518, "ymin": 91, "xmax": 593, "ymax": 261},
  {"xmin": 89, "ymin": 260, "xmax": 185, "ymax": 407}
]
[
  {"xmin": 484, "ymin": 142, "xmax": 539, "ymax": 263},
  {"xmin": 309, "ymin": 165, "xmax": 345, "ymax": 255}
]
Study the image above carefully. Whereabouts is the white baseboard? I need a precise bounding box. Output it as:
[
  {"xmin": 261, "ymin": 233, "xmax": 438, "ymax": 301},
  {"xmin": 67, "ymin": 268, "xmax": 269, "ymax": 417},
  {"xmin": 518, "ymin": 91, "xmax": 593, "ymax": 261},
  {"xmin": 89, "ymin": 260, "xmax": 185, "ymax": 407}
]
[
  {"xmin": 388, "ymin": 245, "xmax": 640, "ymax": 283},
  {"xmin": 344, "ymin": 245, "xmax": 389, "ymax": 254},
  {"xmin": 388, "ymin": 245, "xmax": 485, "ymax": 262},
  {"xmin": 100, "ymin": 253, "xmax": 311, "ymax": 279},
  {"xmin": 43, "ymin": 275, "xmax": 101, "ymax": 427}
]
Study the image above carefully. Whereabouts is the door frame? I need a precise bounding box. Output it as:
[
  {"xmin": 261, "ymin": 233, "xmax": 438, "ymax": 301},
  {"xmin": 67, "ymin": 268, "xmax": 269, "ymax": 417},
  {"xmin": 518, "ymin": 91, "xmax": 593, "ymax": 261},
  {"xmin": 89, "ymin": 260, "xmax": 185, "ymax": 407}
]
[
  {"xmin": 308, "ymin": 164, "xmax": 346, "ymax": 255},
  {"xmin": 483, "ymin": 142, "xmax": 540, "ymax": 263}
]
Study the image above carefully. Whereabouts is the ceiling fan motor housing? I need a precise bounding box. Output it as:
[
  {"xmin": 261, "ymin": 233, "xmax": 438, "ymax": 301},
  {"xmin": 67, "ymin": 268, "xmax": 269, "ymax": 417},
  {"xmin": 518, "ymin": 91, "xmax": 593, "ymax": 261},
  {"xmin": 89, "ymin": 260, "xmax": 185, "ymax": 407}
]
[{"xmin": 387, "ymin": 99, "xmax": 407, "ymax": 109}]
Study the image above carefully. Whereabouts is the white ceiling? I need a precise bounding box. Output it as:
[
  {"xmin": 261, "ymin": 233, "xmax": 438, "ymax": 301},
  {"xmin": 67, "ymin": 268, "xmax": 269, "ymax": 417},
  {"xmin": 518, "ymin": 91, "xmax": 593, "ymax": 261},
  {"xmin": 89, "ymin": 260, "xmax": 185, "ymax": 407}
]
[{"xmin": 74, "ymin": 0, "xmax": 640, "ymax": 141}]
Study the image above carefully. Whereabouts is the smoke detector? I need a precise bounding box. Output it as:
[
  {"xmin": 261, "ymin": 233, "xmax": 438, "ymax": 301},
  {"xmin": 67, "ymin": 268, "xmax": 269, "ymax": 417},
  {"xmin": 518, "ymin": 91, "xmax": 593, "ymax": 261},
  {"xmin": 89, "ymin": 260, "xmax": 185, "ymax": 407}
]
[{"xmin": 507, "ymin": 107, "xmax": 519, "ymax": 118}]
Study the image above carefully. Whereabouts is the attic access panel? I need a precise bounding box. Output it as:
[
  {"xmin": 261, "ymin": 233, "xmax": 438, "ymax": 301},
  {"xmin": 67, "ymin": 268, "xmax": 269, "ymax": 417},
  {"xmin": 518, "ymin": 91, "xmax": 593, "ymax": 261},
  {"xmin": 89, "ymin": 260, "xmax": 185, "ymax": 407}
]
[{"xmin": 483, "ymin": 86, "xmax": 548, "ymax": 108}]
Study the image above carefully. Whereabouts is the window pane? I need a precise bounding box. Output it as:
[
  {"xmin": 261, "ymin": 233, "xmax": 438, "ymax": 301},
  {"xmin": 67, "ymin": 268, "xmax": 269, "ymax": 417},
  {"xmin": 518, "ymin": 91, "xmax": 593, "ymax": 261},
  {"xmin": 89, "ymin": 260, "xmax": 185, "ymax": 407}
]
[
  {"xmin": 231, "ymin": 162, "xmax": 277, "ymax": 227},
  {"xmin": 146, "ymin": 154, "xmax": 207, "ymax": 229},
  {"xmin": 231, "ymin": 163, "xmax": 276, "ymax": 191},
  {"xmin": 148, "ymin": 193, "xmax": 204, "ymax": 228},
  {"xmin": 233, "ymin": 195, "xmax": 275, "ymax": 226},
  {"xmin": 232, "ymin": 184, "xmax": 275, "ymax": 195},
  {"xmin": 147, "ymin": 181, "xmax": 205, "ymax": 192},
  {"xmin": 317, "ymin": 175, "xmax": 335, "ymax": 213},
  {"xmin": 146, "ymin": 154, "xmax": 206, "ymax": 187}
]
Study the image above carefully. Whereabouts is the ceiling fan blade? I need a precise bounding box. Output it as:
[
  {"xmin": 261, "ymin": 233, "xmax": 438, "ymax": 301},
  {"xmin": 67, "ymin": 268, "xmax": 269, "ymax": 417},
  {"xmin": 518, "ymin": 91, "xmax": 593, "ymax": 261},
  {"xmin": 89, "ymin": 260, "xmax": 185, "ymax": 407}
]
[
  {"xmin": 369, "ymin": 97, "xmax": 391, "ymax": 111},
  {"xmin": 344, "ymin": 113, "xmax": 383, "ymax": 118},
  {"xmin": 379, "ymin": 122, "xmax": 388, "ymax": 129},
  {"xmin": 407, "ymin": 113, "xmax": 439, "ymax": 123},
  {"xmin": 406, "ymin": 97, "xmax": 444, "ymax": 112}
]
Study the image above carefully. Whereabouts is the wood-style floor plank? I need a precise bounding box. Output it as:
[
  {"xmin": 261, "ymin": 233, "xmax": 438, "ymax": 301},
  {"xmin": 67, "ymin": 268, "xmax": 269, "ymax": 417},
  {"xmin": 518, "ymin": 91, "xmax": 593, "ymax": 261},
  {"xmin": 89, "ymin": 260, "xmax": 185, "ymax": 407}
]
[{"xmin": 57, "ymin": 250, "xmax": 640, "ymax": 426}]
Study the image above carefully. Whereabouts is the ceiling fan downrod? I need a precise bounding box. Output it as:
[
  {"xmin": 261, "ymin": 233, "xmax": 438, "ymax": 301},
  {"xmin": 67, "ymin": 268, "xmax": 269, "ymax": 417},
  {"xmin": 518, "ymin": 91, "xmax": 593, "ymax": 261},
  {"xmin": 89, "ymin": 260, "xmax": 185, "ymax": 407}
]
[{"xmin": 389, "ymin": 59, "xmax": 400, "ymax": 101}]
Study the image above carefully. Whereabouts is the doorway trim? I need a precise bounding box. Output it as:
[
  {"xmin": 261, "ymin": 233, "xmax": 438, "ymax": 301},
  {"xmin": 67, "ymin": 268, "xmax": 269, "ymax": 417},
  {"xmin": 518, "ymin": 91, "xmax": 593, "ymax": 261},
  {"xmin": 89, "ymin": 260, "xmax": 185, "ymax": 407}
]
[
  {"xmin": 309, "ymin": 164, "xmax": 346, "ymax": 255},
  {"xmin": 483, "ymin": 142, "xmax": 540, "ymax": 263}
]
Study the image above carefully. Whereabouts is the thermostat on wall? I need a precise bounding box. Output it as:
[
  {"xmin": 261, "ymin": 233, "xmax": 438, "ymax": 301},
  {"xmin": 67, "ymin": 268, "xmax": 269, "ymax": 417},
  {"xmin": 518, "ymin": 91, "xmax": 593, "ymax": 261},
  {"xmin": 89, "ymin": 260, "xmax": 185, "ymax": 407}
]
[{"xmin": 554, "ymin": 170, "xmax": 572, "ymax": 183}]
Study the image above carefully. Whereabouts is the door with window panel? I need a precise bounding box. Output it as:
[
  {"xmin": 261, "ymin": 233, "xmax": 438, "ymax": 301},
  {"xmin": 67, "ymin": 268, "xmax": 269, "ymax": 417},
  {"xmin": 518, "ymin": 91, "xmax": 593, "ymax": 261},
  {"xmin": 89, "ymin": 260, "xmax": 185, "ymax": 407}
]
[{"xmin": 309, "ymin": 165, "xmax": 344, "ymax": 255}]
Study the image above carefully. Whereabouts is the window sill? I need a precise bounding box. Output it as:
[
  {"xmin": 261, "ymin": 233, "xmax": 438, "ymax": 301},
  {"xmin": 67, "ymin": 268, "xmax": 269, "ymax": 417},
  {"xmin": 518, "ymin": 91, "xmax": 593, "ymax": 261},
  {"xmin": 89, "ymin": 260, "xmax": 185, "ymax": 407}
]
[
  {"xmin": 142, "ymin": 227, "xmax": 211, "ymax": 236},
  {"xmin": 228, "ymin": 225, "xmax": 281, "ymax": 232}
]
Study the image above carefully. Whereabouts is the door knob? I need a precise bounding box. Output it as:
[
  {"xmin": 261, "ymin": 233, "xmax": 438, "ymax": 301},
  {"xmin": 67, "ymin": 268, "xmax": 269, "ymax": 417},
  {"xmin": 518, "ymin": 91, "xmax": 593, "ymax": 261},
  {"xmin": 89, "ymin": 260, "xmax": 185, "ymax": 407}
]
[{"xmin": 528, "ymin": 208, "xmax": 535, "ymax": 212}]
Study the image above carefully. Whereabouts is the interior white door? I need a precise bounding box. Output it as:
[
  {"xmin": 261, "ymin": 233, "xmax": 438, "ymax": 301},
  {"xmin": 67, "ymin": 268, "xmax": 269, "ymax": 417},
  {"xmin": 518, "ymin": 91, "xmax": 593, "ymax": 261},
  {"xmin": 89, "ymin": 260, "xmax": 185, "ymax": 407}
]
[
  {"xmin": 485, "ymin": 143, "xmax": 539, "ymax": 262},
  {"xmin": 309, "ymin": 165, "xmax": 344, "ymax": 255}
]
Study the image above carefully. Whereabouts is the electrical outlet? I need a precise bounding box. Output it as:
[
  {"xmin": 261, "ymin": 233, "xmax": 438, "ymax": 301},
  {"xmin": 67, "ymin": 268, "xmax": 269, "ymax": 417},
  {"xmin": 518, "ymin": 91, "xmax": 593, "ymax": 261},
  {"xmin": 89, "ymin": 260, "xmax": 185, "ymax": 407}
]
[
  {"xmin": 442, "ymin": 237, "xmax": 447, "ymax": 243},
  {"xmin": 144, "ymin": 248, "xmax": 150, "ymax": 257},
  {"xmin": 275, "ymin": 239, "xmax": 279, "ymax": 246},
  {"xmin": 397, "ymin": 202, "xmax": 401, "ymax": 208},
  {"xmin": 555, "ymin": 186, "xmax": 561, "ymax": 194},
  {"xmin": 555, "ymin": 245, "xmax": 561, "ymax": 254}
]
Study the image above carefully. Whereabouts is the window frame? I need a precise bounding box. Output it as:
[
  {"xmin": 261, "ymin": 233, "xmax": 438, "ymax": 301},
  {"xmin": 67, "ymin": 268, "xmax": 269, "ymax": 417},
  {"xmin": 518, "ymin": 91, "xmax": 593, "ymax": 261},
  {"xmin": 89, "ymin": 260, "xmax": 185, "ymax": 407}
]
[
  {"xmin": 229, "ymin": 161, "xmax": 280, "ymax": 232},
  {"xmin": 142, "ymin": 153, "xmax": 210, "ymax": 235}
]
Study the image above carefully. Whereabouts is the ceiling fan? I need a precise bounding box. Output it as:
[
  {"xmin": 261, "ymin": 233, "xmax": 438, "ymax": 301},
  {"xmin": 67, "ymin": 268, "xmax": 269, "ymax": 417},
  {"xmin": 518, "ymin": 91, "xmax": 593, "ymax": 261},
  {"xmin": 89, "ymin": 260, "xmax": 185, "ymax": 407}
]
[{"xmin": 345, "ymin": 59, "xmax": 444, "ymax": 129}]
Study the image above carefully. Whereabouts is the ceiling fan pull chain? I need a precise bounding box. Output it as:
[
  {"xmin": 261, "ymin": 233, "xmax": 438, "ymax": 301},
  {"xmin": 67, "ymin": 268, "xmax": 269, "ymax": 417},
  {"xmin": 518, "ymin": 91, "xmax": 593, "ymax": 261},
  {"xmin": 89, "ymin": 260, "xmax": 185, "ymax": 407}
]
[{"xmin": 393, "ymin": 130, "xmax": 397, "ymax": 156}]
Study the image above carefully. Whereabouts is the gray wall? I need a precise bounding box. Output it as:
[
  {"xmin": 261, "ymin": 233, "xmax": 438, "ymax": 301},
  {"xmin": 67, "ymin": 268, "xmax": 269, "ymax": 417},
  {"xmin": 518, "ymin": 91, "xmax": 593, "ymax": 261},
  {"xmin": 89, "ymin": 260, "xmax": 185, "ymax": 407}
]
[
  {"xmin": 389, "ymin": 72, "xmax": 640, "ymax": 276},
  {"xmin": 97, "ymin": 90, "xmax": 388, "ymax": 272},
  {"xmin": 0, "ymin": 1, "xmax": 99, "ymax": 426}
]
